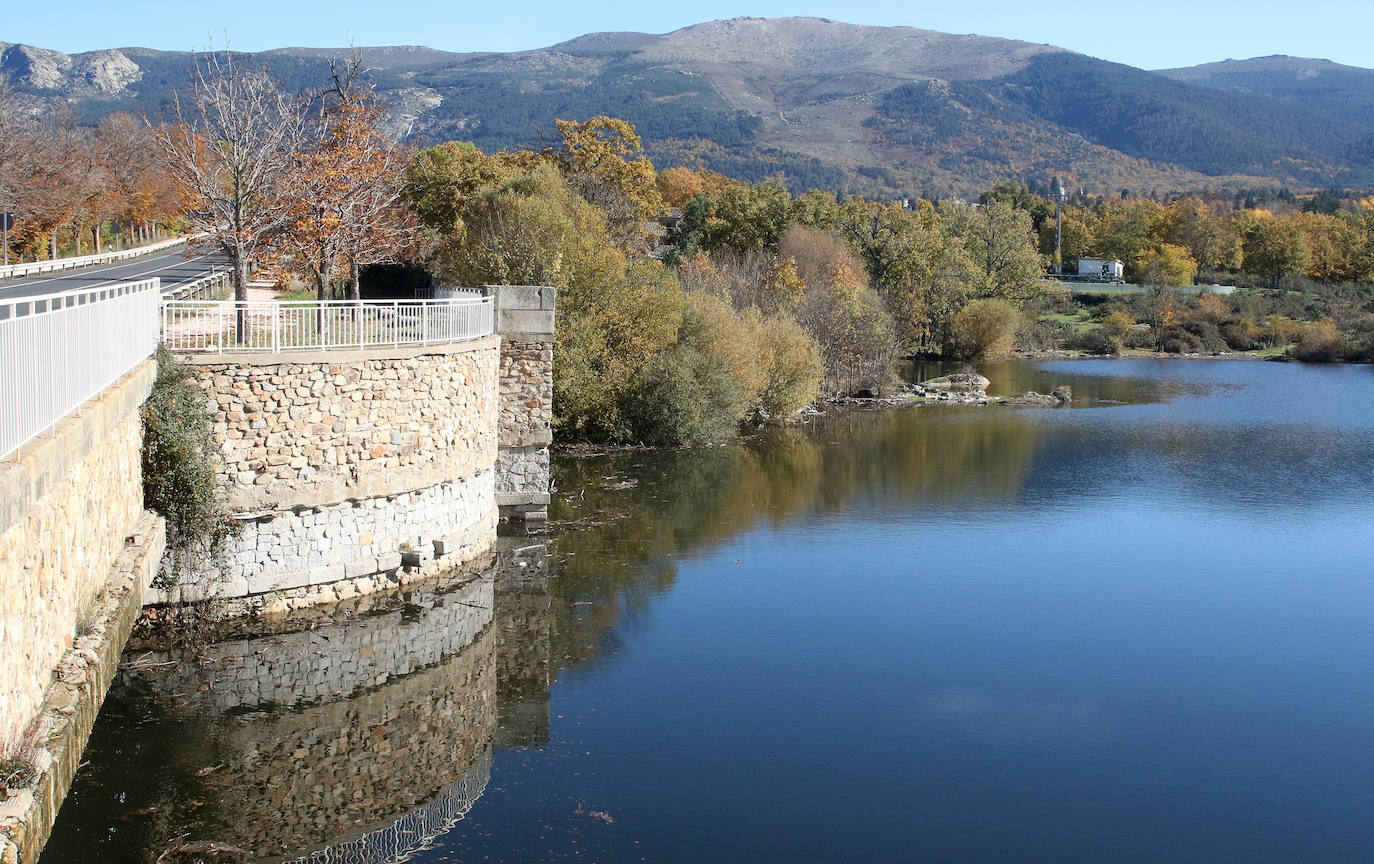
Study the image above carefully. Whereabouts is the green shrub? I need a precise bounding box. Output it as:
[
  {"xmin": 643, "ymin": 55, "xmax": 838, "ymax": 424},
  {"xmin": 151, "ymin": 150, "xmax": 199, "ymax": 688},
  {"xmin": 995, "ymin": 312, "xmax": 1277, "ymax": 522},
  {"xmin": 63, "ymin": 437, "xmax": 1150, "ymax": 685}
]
[
  {"xmin": 1180, "ymin": 319, "xmax": 1228, "ymax": 353},
  {"xmin": 621, "ymin": 344, "xmax": 745, "ymax": 446},
  {"xmin": 1100, "ymin": 310, "xmax": 1136, "ymax": 340},
  {"xmin": 1160, "ymin": 330, "xmax": 1206, "ymax": 354},
  {"xmin": 1347, "ymin": 315, "xmax": 1374, "ymax": 362},
  {"xmin": 1220, "ymin": 318, "xmax": 1261, "ymax": 351},
  {"xmin": 1072, "ymin": 326, "xmax": 1122, "ymax": 355},
  {"xmin": 142, "ymin": 345, "xmax": 236, "ymax": 587}
]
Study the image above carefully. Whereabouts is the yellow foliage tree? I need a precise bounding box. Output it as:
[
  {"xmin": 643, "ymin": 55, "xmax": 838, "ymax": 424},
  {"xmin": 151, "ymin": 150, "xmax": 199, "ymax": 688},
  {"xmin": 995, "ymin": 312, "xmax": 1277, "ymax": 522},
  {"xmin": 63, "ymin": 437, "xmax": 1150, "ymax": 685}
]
[{"xmin": 1132, "ymin": 243, "xmax": 1198, "ymax": 287}]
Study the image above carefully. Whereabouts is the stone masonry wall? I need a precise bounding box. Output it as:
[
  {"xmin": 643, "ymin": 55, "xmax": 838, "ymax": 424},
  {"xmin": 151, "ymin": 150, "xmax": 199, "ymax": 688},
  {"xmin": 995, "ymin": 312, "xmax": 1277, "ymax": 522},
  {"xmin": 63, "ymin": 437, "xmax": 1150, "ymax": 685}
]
[
  {"xmin": 491, "ymin": 286, "xmax": 555, "ymax": 522},
  {"xmin": 0, "ymin": 360, "xmax": 155, "ymax": 758},
  {"xmin": 169, "ymin": 470, "xmax": 495, "ymax": 609},
  {"xmin": 191, "ymin": 338, "xmax": 497, "ymax": 512},
  {"xmin": 497, "ymin": 339, "xmax": 553, "ymax": 447},
  {"xmin": 152, "ymin": 340, "xmax": 500, "ymax": 611}
]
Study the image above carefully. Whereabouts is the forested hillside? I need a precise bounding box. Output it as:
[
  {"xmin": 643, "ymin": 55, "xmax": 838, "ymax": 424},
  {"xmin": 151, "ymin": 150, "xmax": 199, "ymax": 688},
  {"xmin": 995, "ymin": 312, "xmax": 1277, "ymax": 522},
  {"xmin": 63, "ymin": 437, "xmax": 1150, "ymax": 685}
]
[{"xmin": 4, "ymin": 17, "xmax": 1374, "ymax": 197}]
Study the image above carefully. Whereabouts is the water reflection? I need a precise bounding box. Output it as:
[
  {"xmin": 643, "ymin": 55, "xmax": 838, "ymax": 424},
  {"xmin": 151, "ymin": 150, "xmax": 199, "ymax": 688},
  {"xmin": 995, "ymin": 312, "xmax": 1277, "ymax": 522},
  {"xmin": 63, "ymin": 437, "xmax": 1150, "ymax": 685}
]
[
  {"xmin": 44, "ymin": 360, "xmax": 1374, "ymax": 864},
  {"xmin": 45, "ymin": 574, "xmax": 499, "ymax": 863},
  {"xmin": 903, "ymin": 357, "xmax": 1209, "ymax": 403}
]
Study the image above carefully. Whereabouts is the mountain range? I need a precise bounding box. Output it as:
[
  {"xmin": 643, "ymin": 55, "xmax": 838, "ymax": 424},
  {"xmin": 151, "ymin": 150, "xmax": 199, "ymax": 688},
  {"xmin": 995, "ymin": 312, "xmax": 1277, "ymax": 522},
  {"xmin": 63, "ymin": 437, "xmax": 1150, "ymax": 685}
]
[{"xmin": 4, "ymin": 17, "xmax": 1374, "ymax": 197}]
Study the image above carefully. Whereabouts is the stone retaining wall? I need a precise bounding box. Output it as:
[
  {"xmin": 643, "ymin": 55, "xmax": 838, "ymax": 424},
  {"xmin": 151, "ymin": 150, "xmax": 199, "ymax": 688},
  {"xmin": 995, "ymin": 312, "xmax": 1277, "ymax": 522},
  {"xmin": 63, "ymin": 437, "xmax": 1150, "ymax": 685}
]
[
  {"xmin": 0, "ymin": 360, "xmax": 156, "ymax": 758},
  {"xmin": 189, "ymin": 339, "xmax": 497, "ymax": 512},
  {"xmin": 150, "ymin": 340, "xmax": 500, "ymax": 612},
  {"xmin": 490, "ymin": 287, "xmax": 555, "ymax": 522}
]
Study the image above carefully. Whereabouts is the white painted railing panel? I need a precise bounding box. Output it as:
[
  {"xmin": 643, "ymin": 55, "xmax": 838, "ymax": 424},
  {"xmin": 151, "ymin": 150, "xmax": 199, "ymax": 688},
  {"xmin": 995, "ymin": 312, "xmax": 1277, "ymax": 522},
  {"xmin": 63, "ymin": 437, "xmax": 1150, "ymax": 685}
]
[
  {"xmin": 0, "ymin": 236, "xmax": 191, "ymax": 281},
  {"xmin": 165, "ymin": 270, "xmax": 232, "ymax": 301},
  {"xmin": 161, "ymin": 297, "xmax": 495, "ymax": 354},
  {"xmin": 0, "ymin": 279, "xmax": 161, "ymax": 461}
]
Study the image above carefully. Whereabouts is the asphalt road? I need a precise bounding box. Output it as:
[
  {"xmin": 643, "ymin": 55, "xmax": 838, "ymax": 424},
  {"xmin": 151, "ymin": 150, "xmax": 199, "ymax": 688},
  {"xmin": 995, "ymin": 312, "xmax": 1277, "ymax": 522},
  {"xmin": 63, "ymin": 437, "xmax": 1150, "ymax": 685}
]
[{"xmin": 0, "ymin": 244, "xmax": 231, "ymax": 302}]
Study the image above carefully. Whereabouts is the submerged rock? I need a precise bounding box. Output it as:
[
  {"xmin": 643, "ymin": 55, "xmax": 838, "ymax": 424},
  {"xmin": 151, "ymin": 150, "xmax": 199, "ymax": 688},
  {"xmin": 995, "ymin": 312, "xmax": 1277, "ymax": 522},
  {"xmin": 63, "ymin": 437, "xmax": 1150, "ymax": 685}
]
[{"xmin": 999, "ymin": 387, "xmax": 1072, "ymax": 407}]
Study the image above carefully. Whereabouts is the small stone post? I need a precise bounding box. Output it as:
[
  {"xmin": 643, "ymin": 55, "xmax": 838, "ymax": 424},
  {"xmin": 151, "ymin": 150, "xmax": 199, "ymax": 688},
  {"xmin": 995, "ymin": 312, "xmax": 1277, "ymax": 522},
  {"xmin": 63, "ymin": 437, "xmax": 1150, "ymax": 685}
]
[{"xmin": 488, "ymin": 286, "xmax": 555, "ymax": 522}]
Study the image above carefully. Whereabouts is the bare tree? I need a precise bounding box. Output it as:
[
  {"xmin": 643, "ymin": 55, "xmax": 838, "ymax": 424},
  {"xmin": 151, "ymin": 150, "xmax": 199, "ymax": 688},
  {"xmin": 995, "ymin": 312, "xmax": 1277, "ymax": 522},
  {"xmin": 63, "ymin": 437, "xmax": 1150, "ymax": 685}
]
[
  {"xmin": 0, "ymin": 77, "xmax": 37, "ymax": 217},
  {"xmin": 156, "ymin": 51, "xmax": 304, "ymax": 337}
]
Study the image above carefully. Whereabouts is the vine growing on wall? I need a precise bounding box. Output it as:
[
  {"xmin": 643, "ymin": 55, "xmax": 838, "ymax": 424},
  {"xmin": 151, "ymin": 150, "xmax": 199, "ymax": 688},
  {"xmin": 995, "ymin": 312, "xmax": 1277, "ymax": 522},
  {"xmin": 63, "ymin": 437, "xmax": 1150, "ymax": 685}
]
[{"xmin": 141, "ymin": 345, "xmax": 237, "ymax": 589}]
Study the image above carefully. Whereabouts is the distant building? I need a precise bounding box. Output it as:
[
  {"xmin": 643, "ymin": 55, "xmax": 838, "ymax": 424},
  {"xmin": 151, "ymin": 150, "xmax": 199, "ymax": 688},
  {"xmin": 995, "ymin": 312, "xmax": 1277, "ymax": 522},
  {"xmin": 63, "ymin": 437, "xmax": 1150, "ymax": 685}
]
[{"xmin": 1077, "ymin": 257, "xmax": 1125, "ymax": 279}]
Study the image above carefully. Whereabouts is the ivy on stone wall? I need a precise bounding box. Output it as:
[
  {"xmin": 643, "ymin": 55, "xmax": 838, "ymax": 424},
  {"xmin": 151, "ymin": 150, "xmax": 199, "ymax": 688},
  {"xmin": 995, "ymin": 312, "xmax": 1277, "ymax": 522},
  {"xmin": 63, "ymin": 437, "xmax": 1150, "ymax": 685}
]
[{"xmin": 141, "ymin": 345, "xmax": 237, "ymax": 588}]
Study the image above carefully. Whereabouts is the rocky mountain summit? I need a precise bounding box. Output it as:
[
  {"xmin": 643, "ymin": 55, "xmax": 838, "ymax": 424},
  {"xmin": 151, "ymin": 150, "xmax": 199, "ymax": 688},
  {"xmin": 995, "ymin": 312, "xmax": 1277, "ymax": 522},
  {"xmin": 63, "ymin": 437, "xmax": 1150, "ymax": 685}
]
[{"xmin": 0, "ymin": 43, "xmax": 140, "ymax": 95}]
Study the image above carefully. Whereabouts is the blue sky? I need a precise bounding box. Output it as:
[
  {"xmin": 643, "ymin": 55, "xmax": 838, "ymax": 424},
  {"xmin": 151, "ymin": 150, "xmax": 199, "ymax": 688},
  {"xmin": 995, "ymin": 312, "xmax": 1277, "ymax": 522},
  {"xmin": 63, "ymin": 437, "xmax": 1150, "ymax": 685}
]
[{"xmin": 4, "ymin": 0, "xmax": 1369, "ymax": 70}]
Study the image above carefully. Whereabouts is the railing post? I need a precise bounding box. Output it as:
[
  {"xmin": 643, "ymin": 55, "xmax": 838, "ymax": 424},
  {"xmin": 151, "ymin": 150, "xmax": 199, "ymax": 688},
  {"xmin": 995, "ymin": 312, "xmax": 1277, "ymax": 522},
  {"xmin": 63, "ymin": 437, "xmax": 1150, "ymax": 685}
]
[{"xmin": 272, "ymin": 303, "xmax": 280, "ymax": 354}]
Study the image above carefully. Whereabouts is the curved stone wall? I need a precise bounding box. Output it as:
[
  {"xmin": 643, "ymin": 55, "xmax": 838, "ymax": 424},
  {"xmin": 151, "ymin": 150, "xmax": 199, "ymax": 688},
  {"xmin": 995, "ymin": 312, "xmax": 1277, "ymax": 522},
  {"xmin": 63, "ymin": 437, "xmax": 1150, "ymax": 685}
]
[{"xmin": 148, "ymin": 339, "xmax": 500, "ymax": 612}]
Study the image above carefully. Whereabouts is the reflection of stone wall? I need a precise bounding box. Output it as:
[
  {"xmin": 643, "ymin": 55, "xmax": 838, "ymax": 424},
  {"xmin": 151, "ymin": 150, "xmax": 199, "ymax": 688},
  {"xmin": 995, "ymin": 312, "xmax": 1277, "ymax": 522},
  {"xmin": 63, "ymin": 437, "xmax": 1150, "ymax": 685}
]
[
  {"xmin": 282, "ymin": 749, "xmax": 492, "ymax": 864},
  {"xmin": 165, "ymin": 578, "xmax": 492, "ymax": 712},
  {"xmin": 493, "ymin": 540, "xmax": 552, "ymax": 748},
  {"xmin": 125, "ymin": 576, "xmax": 497, "ymax": 863},
  {"xmin": 0, "ymin": 360, "xmax": 154, "ymax": 756}
]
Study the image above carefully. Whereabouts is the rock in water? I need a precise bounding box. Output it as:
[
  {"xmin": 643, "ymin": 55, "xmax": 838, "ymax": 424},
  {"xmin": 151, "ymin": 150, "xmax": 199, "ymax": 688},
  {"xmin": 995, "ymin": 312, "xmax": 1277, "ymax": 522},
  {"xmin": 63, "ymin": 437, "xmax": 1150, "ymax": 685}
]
[
  {"xmin": 919, "ymin": 372, "xmax": 990, "ymax": 392},
  {"xmin": 1001, "ymin": 389, "xmax": 1072, "ymax": 407}
]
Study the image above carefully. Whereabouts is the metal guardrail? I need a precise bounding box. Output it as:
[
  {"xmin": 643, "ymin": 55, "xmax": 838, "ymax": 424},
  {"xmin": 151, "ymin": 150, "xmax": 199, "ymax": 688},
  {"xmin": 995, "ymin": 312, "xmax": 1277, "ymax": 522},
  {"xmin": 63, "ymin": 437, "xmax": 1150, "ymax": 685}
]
[
  {"xmin": 0, "ymin": 279, "xmax": 161, "ymax": 461},
  {"xmin": 165, "ymin": 270, "xmax": 232, "ymax": 301},
  {"xmin": 161, "ymin": 296, "xmax": 495, "ymax": 353},
  {"xmin": 0, "ymin": 236, "xmax": 189, "ymax": 280}
]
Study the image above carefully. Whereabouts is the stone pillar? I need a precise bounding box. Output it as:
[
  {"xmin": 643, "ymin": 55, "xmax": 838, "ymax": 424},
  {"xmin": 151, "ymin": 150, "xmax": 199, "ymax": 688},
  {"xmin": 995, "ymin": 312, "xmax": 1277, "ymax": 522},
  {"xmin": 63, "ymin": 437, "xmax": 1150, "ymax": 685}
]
[{"xmin": 489, "ymin": 286, "xmax": 555, "ymax": 523}]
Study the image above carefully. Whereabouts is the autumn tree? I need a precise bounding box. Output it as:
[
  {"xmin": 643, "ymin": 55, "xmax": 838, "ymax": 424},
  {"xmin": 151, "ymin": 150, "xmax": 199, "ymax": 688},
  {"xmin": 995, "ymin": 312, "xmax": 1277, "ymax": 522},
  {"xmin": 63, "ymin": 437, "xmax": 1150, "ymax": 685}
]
[
  {"xmin": 940, "ymin": 199, "xmax": 1046, "ymax": 301},
  {"xmin": 0, "ymin": 78, "xmax": 38, "ymax": 226},
  {"xmin": 95, "ymin": 112, "xmax": 175, "ymax": 247},
  {"xmin": 952, "ymin": 299, "xmax": 1019, "ymax": 361},
  {"xmin": 1161, "ymin": 198, "xmax": 1241, "ymax": 272},
  {"xmin": 1234, "ymin": 210, "xmax": 1310, "ymax": 288},
  {"xmin": 668, "ymin": 179, "xmax": 792, "ymax": 258},
  {"xmin": 1131, "ymin": 244, "xmax": 1198, "ymax": 287},
  {"xmin": 783, "ymin": 225, "xmax": 897, "ymax": 392},
  {"xmin": 548, "ymin": 115, "xmax": 662, "ymax": 248},
  {"xmin": 281, "ymin": 55, "xmax": 420, "ymax": 300}
]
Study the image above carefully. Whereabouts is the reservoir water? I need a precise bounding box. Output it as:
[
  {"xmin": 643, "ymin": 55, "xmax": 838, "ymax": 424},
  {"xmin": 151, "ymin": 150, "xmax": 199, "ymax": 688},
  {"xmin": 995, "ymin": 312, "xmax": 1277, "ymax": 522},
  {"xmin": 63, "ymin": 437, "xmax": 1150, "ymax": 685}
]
[{"xmin": 43, "ymin": 359, "xmax": 1374, "ymax": 863}]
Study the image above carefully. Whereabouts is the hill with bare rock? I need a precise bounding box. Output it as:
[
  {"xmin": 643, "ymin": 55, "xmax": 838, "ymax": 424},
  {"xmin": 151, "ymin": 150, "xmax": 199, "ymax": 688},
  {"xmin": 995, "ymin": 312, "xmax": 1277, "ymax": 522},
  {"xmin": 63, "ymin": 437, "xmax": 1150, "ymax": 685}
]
[{"xmin": 4, "ymin": 17, "xmax": 1374, "ymax": 196}]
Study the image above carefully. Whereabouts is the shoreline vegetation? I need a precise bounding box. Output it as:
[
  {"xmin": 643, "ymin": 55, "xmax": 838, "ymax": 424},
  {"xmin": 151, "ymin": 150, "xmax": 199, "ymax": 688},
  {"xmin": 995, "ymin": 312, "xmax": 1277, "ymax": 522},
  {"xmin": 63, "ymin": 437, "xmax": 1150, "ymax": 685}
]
[{"xmin": 405, "ymin": 116, "xmax": 1371, "ymax": 450}]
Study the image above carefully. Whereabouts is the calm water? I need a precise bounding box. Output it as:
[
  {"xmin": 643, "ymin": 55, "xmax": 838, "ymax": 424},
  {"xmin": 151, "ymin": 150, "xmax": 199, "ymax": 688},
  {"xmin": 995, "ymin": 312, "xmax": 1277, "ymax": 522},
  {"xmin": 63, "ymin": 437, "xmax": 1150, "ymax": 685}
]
[{"xmin": 44, "ymin": 359, "xmax": 1374, "ymax": 863}]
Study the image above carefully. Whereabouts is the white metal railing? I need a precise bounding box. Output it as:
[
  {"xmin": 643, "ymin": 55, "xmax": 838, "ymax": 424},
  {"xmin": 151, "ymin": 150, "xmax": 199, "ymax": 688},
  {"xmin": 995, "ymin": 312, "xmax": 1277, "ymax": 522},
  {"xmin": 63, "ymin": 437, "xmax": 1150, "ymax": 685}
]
[
  {"xmin": 0, "ymin": 235, "xmax": 190, "ymax": 281},
  {"xmin": 433, "ymin": 285, "xmax": 486, "ymax": 299},
  {"xmin": 166, "ymin": 270, "xmax": 232, "ymax": 301},
  {"xmin": 1, "ymin": 279, "xmax": 161, "ymax": 461},
  {"xmin": 160, "ymin": 296, "xmax": 495, "ymax": 353}
]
